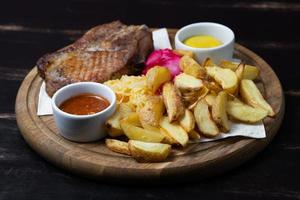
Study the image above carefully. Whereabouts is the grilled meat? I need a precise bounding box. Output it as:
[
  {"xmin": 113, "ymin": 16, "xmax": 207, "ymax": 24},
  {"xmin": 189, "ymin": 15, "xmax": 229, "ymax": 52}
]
[{"xmin": 37, "ymin": 21, "xmax": 153, "ymax": 96}]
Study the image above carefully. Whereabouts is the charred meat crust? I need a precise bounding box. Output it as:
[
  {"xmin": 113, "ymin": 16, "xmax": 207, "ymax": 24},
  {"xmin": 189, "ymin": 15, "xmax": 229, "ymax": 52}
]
[{"xmin": 37, "ymin": 21, "xmax": 153, "ymax": 96}]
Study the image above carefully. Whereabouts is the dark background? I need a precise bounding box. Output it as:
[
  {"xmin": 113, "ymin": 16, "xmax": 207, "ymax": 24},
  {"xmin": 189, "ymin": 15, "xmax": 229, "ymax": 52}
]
[{"xmin": 1, "ymin": 0, "xmax": 300, "ymax": 199}]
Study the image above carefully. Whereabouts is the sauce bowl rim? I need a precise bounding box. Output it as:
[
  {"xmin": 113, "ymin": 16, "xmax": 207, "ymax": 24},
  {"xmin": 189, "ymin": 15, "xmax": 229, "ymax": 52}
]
[
  {"xmin": 51, "ymin": 82, "xmax": 116, "ymax": 119},
  {"xmin": 175, "ymin": 22, "xmax": 235, "ymax": 51}
]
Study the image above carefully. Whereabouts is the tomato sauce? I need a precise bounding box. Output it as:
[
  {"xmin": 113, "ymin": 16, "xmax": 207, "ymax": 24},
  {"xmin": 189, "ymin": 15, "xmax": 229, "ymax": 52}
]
[{"xmin": 59, "ymin": 94, "xmax": 109, "ymax": 115}]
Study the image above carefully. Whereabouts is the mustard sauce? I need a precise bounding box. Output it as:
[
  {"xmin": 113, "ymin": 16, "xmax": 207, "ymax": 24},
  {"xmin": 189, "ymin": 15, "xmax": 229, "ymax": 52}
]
[{"xmin": 183, "ymin": 35, "xmax": 222, "ymax": 48}]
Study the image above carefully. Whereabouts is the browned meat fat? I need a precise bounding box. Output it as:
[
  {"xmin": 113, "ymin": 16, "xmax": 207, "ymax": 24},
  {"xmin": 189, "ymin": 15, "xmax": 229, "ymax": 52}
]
[{"xmin": 37, "ymin": 21, "xmax": 153, "ymax": 96}]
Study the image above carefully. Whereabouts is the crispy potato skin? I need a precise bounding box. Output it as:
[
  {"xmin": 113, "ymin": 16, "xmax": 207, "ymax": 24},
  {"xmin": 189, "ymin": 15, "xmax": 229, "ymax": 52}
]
[
  {"xmin": 212, "ymin": 91, "xmax": 230, "ymax": 132},
  {"xmin": 162, "ymin": 82, "xmax": 185, "ymax": 122},
  {"xmin": 206, "ymin": 66, "xmax": 238, "ymax": 94},
  {"xmin": 219, "ymin": 60, "xmax": 239, "ymax": 71},
  {"xmin": 120, "ymin": 115, "xmax": 164, "ymax": 143},
  {"xmin": 227, "ymin": 100, "xmax": 268, "ymax": 123},
  {"xmin": 180, "ymin": 56, "xmax": 206, "ymax": 79},
  {"xmin": 243, "ymin": 65, "xmax": 259, "ymax": 80},
  {"xmin": 128, "ymin": 140, "xmax": 171, "ymax": 162},
  {"xmin": 188, "ymin": 130, "xmax": 201, "ymax": 140},
  {"xmin": 194, "ymin": 100, "xmax": 219, "ymax": 137},
  {"xmin": 146, "ymin": 66, "xmax": 172, "ymax": 93},
  {"xmin": 160, "ymin": 128, "xmax": 178, "ymax": 145},
  {"xmin": 174, "ymin": 73, "xmax": 203, "ymax": 91},
  {"xmin": 105, "ymin": 139, "xmax": 131, "ymax": 155},
  {"xmin": 240, "ymin": 79, "xmax": 275, "ymax": 116},
  {"xmin": 139, "ymin": 96, "xmax": 164, "ymax": 127},
  {"xmin": 179, "ymin": 109, "xmax": 195, "ymax": 132},
  {"xmin": 159, "ymin": 117, "xmax": 189, "ymax": 147},
  {"xmin": 106, "ymin": 103, "xmax": 134, "ymax": 137}
]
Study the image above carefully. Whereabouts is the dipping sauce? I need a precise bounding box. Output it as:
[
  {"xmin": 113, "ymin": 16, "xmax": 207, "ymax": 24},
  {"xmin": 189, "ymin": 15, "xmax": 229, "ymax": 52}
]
[
  {"xmin": 183, "ymin": 35, "xmax": 222, "ymax": 48},
  {"xmin": 59, "ymin": 94, "xmax": 109, "ymax": 115}
]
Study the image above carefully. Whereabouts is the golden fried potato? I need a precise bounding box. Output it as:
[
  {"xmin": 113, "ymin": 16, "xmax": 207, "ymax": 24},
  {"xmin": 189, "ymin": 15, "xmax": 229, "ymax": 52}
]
[
  {"xmin": 179, "ymin": 55, "xmax": 206, "ymax": 79},
  {"xmin": 202, "ymin": 57, "xmax": 216, "ymax": 67},
  {"xmin": 219, "ymin": 60, "xmax": 240, "ymax": 71},
  {"xmin": 235, "ymin": 63, "xmax": 245, "ymax": 81},
  {"xmin": 159, "ymin": 117, "xmax": 189, "ymax": 147},
  {"xmin": 105, "ymin": 139, "xmax": 131, "ymax": 155},
  {"xmin": 179, "ymin": 109, "xmax": 195, "ymax": 132},
  {"xmin": 106, "ymin": 106, "xmax": 123, "ymax": 137},
  {"xmin": 203, "ymin": 80, "xmax": 223, "ymax": 94},
  {"xmin": 187, "ymin": 86, "xmax": 210, "ymax": 110},
  {"xmin": 121, "ymin": 113, "xmax": 141, "ymax": 127},
  {"xmin": 162, "ymin": 82, "xmax": 185, "ymax": 122},
  {"xmin": 227, "ymin": 99, "xmax": 268, "ymax": 123},
  {"xmin": 139, "ymin": 96, "xmax": 165, "ymax": 127},
  {"xmin": 206, "ymin": 66, "xmax": 238, "ymax": 94},
  {"xmin": 240, "ymin": 79, "xmax": 275, "ymax": 116},
  {"xmin": 212, "ymin": 91, "xmax": 230, "ymax": 132},
  {"xmin": 174, "ymin": 73, "xmax": 203, "ymax": 91},
  {"xmin": 160, "ymin": 128, "xmax": 178, "ymax": 145},
  {"xmin": 212, "ymin": 60, "xmax": 259, "ymax": 80},
  {"xmin": 205, "ymin": 93, "xmax": 217, "ymax": 107},
  {"xmin": 188, "ymin": 130, "xmax": 201, "ymax": 140},
  {"xmin": 106, "ymin": 103, "xmax": 134, "ymax": 137},
  {"xmin": 173, "ymin": 49, "xmax": 194, "ymax": 58},
  {"xmin": 120, "ymin": 115, "xmax": 164, "ymax": 143},
  {"xmin": 243, "ymin": 65, "xmax": 259, "ymax": 80},
  {"xmin": 194, "ymin": 100, "xmax": 219, "ymax": 137},
  {"xmin": 146, "ymin": 66, "xmax": 172, "ymax": 93},
  {"xmin": 128, "ymin": 140, "xmax": 171, "ymax": 162}
]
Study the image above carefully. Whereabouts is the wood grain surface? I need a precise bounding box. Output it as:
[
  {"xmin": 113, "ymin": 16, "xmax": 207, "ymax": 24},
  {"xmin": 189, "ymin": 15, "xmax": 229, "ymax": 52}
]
[{"xmin": 15, "ymin": 29, "xmax": 284, "ymax": 181}]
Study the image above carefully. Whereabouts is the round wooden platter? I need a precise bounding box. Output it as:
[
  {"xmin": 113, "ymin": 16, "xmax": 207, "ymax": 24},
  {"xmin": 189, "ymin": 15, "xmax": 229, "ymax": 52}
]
[{"xmin": 15, "ymin": 29, "xmax": 284, "ymax": 182}]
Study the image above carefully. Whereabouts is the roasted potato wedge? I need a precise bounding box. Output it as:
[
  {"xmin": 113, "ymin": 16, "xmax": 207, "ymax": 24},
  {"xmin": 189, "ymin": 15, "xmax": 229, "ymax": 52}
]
[
  {"xmin": 121, "ymin": 113, "xmax": 142, "ymax": 127},
  {"xmin": 159, "ymin": 117, "xmax": 189, "ymax": 147},
  {"xmin": 179, "ymin": 109, "xmax": 195, "ymax": 132},
  {"xmin": 174, "ymin": 73, "xmax": 203, "ymax": 91},
  {"xmin": 212, "ymin": 91, "xmax": 230, "ymax": 132},
  {"xmin": 160, "ymin": 128, "xmax": 178, "ymax": 145},
  {"xmin": 105, "ymin": 139, "xmax": 131, "ymax": 155},
  {"xmin": 219, "ymin": 60, "xmax": 259, "ymax": 80},
  {"xmin": 139, "ymin": 96, "xmax": 164, "ymax": 127},
  {"xmin": 194, "ymin": 100, "xmax": 219, "ymax": 137},
  {"xmin": 179, "ymin": 55, "xmax": 206, "ymax": 79},
  {"xmin": 173, "ymin": 49, "xmax": 194, "ymax": 57},
  {"xmin": 202, "ymin": 57, "xmax": 216, "ymax": 67},
  {"xmin": 188, "ymin": 130, "xmax": 201, "ymax": 140},
  {"xmin": 106, "ymin": 103, "xmax": 134, "ymax": 137},
  {"xmin": 235, "ymin": 63, "xmax": 245, "ymax": 81},
  {"xmin": 227, "ymin": 100, "xmax": 268, "ymax": 123},
  {"xmin": 120, "ymin": 116, "xmax": 164, "ymax": 143},
  {"xmin": 203, "ymin": 80, "xmax": 223, "ymax": 94},
  {"xmin": 219, "ymin": 60, "xmax": 240, "ymax": 71},
  {"xmin": 240, "ymin": 79, "xmax": 275, "ymax": 116},
  {"xmin": 205, "ymin": 93, "xmax": 217, "ymax": 107},
  {"xmin": 106, "ymin": 106, "xmax": 123, "ymax": 137},
  {"xmin": 128, "ymin": 140, "xmax": 171, "ymax": 162},
  {"xmin": 243, "ymin": 65, "xmax": 259, "ymax": 80},
  {"xmin": 187, "ymin": 86, "xmax": 210, "ymax": 110},
  {"xmin": 146, "ymin": 66, "xmax": 172, "ymax": 93},
  {"xmin": 162, "ymin": 82, "xmax": 185, "ymax": 122},
  {"xmin": 206, "ymin": 66, "xmax": 238, "ymax": 94}
]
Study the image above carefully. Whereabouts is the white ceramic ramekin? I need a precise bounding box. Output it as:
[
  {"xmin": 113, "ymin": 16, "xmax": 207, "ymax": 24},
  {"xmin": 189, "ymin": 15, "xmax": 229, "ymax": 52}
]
[
  {"xmin": 51, "ymin": 82, "xmax": 116, "ymax": 142},
  {"xmin": 175, "ymin": 22, "xmax": 235, "ymax": 63}
]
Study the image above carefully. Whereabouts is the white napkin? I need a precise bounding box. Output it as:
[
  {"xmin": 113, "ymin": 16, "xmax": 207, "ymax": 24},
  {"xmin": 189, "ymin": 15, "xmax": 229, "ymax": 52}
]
[
  {"xmin": 36, "ymin": 28, "xmax": 266, "ymax": 141},
  {"xmin": 37, "ymin": 82, "xmax": 53, "ymax": 116},
  {"xmin": 152, "ymin": 28, "xmax": 172, "ymax": 50}
]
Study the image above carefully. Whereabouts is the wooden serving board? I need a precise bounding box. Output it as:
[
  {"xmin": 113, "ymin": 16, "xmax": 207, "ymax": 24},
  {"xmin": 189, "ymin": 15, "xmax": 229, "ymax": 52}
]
[{"xmin": 15, "ymin": 29, "xmax": 284, "ymax": 182}]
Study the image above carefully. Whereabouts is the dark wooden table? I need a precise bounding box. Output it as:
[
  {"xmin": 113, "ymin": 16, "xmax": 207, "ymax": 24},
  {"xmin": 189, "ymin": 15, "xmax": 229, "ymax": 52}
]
[{"xmin": 1, "ymin": 0, "xmax": 299, "ymax": 199}]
